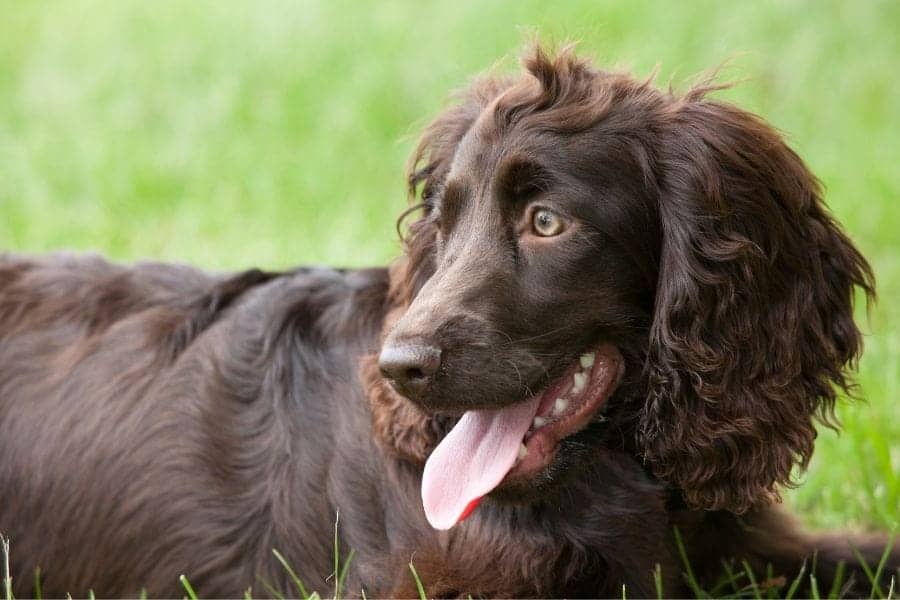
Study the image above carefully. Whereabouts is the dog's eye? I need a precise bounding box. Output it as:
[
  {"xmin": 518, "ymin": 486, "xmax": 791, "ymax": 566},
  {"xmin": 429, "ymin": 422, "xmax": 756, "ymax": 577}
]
[{"xmin": 532, "ymin": 208, "xmax": 565, "ymax": 237}]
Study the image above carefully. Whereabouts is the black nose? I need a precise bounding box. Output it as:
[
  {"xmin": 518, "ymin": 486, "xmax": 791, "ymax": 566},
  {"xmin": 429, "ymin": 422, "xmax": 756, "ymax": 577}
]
[{"xmin": 378, "ymin": 342, "xmax": 442, "ymax": 399}]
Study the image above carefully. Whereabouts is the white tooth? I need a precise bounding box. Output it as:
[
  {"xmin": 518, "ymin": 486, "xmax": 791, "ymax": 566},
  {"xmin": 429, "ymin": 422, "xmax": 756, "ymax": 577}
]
[
  {"xmin": 518, "ymin": 443, "xmax": 528, "ymax": 459},
  {"xmin": 579, "ymin": 352, "xmax": 595, "ymax": 369},
  {"xmin": 572, "ymin": 372, "xmax": 587, "ymax": 394},
  {"xmin": 533, "ymin": 416, "xmax": 547, "ymax": 429},
  {"xmin": 554, "ymin": 397, "xmax": 568, "ymax": 415}
]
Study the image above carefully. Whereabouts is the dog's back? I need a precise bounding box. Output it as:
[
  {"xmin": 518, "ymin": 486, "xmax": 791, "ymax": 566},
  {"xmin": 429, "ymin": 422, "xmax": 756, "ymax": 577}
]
[{"xmin": 0, "ymin": 253, "xmax": 389, "ymax": 597}]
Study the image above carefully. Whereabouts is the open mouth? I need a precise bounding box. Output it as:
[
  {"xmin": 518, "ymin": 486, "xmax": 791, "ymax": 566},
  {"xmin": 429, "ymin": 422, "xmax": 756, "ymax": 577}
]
[{"xmin": 420, "ymin": 344, "xmax": 624, "ymax": 530}]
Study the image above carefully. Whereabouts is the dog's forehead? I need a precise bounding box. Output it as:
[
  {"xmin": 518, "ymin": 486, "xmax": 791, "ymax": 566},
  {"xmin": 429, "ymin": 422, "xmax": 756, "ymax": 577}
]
[
  {"xmin": 446, "ymin": 121, "xmax": 501, "ymax": 185},
  {"xmin": 447, "ymin": 116, "xmax": 572, "ymax": 191}
]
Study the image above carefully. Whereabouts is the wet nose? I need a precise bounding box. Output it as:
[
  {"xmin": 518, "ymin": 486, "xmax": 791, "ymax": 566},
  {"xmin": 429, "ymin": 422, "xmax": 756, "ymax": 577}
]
[{"xmin": 378, "ymin": 342, "xmax": 442, "ymax": 399}]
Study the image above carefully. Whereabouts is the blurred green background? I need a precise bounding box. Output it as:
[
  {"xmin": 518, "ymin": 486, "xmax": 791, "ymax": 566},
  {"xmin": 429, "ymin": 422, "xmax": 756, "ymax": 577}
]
[{"xmin": 1, "ymin": 1, "xmax": 897, "ymax": 531}]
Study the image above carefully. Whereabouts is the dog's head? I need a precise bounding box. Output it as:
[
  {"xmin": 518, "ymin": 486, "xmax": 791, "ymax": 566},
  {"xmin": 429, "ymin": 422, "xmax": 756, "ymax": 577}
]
[{"xmin": 366, "ymin": 45, "xmax": 873, "ymax": 527}]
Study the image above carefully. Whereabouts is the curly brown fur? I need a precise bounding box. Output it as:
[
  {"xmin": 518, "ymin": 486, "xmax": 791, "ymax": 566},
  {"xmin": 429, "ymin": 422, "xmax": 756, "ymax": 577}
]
[
  {"xmin": 0, "ymin": 45, "xmax": 895, "ymax": 598},
  {"xmin": 642, "ymin": 93, "xmax": 874, "ymax": 512}
]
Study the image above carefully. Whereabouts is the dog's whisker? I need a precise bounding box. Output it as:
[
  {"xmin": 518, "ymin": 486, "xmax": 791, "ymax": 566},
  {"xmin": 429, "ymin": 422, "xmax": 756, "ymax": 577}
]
[
  {"xmin": 504, "ymin": 358, "xmax": 524, "ymax": 387},
  {"xmin": 496, "ymin": 325, "xmax": 580, "ymax": 347}
]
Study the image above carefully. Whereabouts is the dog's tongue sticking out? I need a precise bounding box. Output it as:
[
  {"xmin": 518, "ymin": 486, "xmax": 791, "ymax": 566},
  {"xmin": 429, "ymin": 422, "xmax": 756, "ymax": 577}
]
[
  {"xmin": 421, "ymin": 397, "xmax": 540, "ymax": 530},
  {"xmin": 420, "ymin": 345, "xmax": 623, "ymax": 530}
]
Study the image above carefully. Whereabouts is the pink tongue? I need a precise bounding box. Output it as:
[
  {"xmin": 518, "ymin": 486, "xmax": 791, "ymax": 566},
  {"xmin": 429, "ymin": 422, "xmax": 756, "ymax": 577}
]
[{"xmin": 421, "ymin": 396, "xmax": 541, "ymax": 530}]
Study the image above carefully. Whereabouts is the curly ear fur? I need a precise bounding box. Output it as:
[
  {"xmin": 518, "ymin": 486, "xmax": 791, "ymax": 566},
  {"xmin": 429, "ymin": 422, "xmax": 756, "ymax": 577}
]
[{"xmin": 641, "ymin": 92, "xmax": 875, "ymax": 512}]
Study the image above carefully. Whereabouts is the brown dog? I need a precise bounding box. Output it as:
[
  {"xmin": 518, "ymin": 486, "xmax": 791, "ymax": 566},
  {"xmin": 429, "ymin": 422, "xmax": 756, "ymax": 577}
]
[{"xmin": 1, "ymin": 46, "xmax": 896, "ymax": 597}]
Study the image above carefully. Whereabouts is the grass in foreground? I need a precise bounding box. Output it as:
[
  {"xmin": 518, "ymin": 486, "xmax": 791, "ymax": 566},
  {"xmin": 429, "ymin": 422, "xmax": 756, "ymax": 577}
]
[{"xmin": 2, "ymin": 528, "xmax": 895, "ymax": 599}]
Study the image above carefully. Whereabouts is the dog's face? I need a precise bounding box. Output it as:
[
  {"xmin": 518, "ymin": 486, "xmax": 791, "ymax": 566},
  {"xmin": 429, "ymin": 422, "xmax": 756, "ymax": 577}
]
[
  {"xmin": 387, "ymin": 116, "xmax": 654, "ymax": 409},
  {"xmin": 372, "ymin": 47, "xmax": 872, "ymax": 528},
  {"xmin": 381, "ymin": 109, "xmax": 654, "ymax": 517}
]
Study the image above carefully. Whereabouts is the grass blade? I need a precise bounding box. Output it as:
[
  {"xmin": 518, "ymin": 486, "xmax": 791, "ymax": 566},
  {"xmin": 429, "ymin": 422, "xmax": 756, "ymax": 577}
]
[
  {"xmin": 2, "ymin": 534, "xmax": 12, "ymax": 600},
  {"xmin": 243, "ymin": 586, "xmax": 253, "ymax": 600},
  {"xmin": 272, "ymin": 548, "xmax": 309, "ymax": 599},
  {"xmin": 408, "ymin": 562, "xmax": 427, "ymax": 600},
  {"xmin": 673, "ymin": 526, "xmax": 707, "ymax": 598},
  {"xmin": 871, "ymin": 535, "xmax": 897, "ymax": 600},
  {"xmin": 333, "ymin": 510, "xmax": 341, "ymax": 600},
  {"xmin": 784, "ymin": 558, "xmax": 806, "ymax": 600},
  {"xmin": 852, "ymin": 545, "xmax": 883, "ymax": 599},
  {"xmin": 257, "ymin": 577, "xmax": 285, "ymax": 600},
  {"xmin": 764, "ymin": 563, "xmax": 783, "ymax": 600},
  {"xmin": 180, "ymin": 575, "xmax": 198, "ymax": 600},
  {"xmin": 653, "ymin": 563, "xmax": 664, "ymax": 599},
  {"xmin": 827, "ymin": 560, "xmax": 846, "ymax": 599},
  {"xmin": 711, "ymin": 559, "xmax": 745, "ymax": 597},
  {"xmin": 741, "ymin": 559, "xmax": 763, "ymax": 600},
  {"xmin": 810, "ymin": 573, "xmax": 820, "ymax": 600},
  {"xmin": 33, "ymin": 567, "xmax": 41, "ymax": 600},
  {"xmin": 338, "ymin": 549, "xmax": 355, "ymax": 594}
]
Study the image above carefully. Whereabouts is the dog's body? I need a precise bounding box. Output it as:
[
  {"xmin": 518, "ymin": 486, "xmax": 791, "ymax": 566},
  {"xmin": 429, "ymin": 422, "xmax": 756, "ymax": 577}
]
[
  {"xmin": 2, "ymin": 47, "xmax": 898, "ymax": 597},
  {"xmin": 0, "ymin": 256, "xmax": 384, "ymax": 596},
  {"xmin": 0, "ymin": 253, "xmax": 892, "ymax": 598}
]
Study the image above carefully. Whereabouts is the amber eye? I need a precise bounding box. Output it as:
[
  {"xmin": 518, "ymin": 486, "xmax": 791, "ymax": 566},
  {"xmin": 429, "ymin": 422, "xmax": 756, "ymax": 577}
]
[{"xmin": 532, "ymin": 208, "xmax": 564, "ymax": 237}]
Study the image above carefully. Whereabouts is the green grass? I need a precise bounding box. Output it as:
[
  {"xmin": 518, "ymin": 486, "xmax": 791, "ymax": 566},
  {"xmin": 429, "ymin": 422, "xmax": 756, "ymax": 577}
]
[
  {"xmin": 4, "ymin": 531, "xmax": 895, "ymax": 599},
  {"xmin": 0, "ymin": 0, "xmax": 897, "ymax": 557}
]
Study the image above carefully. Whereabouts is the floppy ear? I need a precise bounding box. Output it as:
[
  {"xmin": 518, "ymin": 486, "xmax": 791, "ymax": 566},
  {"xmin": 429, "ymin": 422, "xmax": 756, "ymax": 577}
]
[{"xmin": 641, "ymin": 91, "xmax": 875, "ymax": 512}]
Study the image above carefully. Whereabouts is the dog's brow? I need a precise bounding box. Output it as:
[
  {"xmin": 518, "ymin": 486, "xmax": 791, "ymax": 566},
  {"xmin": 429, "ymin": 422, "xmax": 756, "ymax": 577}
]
[
  {"xmin": 437, "ymin": 180, "xmax": 469, "ymax": 229},
  {"xmin": 441, "ymin": 181, "xmax": 468, "ymax": 207},
  {"xmin": 496, "ymin": 157, "xmax": 553, "ymax": 201}
]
